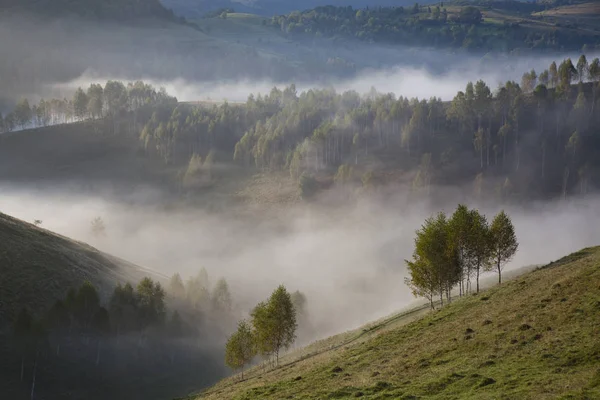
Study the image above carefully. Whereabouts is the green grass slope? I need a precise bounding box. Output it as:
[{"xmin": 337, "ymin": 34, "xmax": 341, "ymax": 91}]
[
  {"xmin": 0, "ymin": 211, "xmax": 165, "ymax": 327},
  {"xmin": 194, "ymin": 247, "xmax": 600, "ymax": 400}
]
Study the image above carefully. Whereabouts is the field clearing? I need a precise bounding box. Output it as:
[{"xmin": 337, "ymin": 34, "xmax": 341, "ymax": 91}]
[{"xmin": 533, "ymin": 2, "xmax": 600, "ymax": 17}]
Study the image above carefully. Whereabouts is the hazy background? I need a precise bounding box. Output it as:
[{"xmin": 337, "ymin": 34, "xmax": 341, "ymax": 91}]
[
  {"xmin": 1, "ymin": 183, "xmax": 598, "ymax": 340},
  {"xmin": 2, "ymin": 9, "xmax": 598, "ymax": 108}
]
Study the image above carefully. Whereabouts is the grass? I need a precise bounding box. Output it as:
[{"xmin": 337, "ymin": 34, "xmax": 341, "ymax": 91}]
[{"xmin": 192, "ymin": 247, "xmax": 600, "ymax": 399}]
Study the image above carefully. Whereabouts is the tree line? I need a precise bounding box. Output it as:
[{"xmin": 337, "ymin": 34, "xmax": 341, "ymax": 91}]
[
  {"xmin": 0, "ymin": 80, "xmax": 177, "ymax": 133},
  {"xmin": 265, "ymin": 4, "xmax": 599, "ymax": 52},
  {"xmin": 10, "ymin": 268, "xmax": 239, "ymax": 398},
  {"xmin": 405, "ymin": 205, "xmax": 518, "ymax": 309},
  {"xmin": 6, "ymin": 55, "xmax": 600, "ymax": 203},
  {"xmin": 224, "ymin": 285, "xmax": 305, "ymax": 377}
]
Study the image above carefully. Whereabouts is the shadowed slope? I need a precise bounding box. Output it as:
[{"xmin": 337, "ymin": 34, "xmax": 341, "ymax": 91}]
[{"xmin": 0, "ymin": 211, "xmax": 165, "ymax": 327}]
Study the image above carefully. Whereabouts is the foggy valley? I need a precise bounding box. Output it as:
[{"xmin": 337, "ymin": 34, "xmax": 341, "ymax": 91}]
[{"xmin": 1, "ymin": 0, "xmax": 600, "ymax": 399}]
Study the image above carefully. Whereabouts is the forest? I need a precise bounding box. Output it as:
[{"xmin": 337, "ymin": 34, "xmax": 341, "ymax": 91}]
[
  {"xmin": 3, "ymin": 55, "xmax": 600, "ymax": 203},
  {"xmin": 264, "ymin": 4, "xmax": 600, "ymax": 52},
  {"xmin": 9, "ymin": 258, "xmax": 307, "ymax": 398}
]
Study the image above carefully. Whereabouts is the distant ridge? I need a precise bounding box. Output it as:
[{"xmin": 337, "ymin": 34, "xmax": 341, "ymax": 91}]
[{"xmin": 0, "ymin": 0, "xmax": 179, "ymax": 21}]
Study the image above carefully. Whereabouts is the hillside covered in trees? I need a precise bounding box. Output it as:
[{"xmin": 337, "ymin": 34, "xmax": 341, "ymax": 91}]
[
  {"xmin": 265, "ymin": 2, "xmax": 600, "ymax": 52},
  {"xmin": 3, "ymin": 55, "xmax": 598, "ymax": 205},
  {"xmin": 0, "ymin": 0, "xmax": 180, "ymax": 21},
  {"xmin": 0, "ymin": 211, "xmax": 270, "ymax": 399}
]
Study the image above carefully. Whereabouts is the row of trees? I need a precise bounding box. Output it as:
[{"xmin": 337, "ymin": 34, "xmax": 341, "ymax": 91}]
[
  {"xmin": 225, "ymin": 286, "xmax": 301, "ymax": 377},
  {"xmin": 405, "ymin": 205, "xmax": 518, "ymax": 309},
  {"xmin": 9, "ymin": 264, "xmax": 246, "ymax": 398},
  {"xmin": 0, "ymin": 80, "xmax": 177, "ymax": 133},
  {"xmin": 168, "ymin": 268, "xmax": 234, "ymax": 315},
  {"xmin": 266, "ymin": 5, "xmax": 599, "ymax": 52}
]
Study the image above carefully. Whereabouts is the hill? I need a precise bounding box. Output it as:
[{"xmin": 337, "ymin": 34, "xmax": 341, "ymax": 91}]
[
  {"xmin": 264, "ymin": 1, "xmax": 600, "ymax": 53},
  {"xmin": 0, "ymin": 0, "xmax": 178, "ymax": 21},
  {"xmin": 162, "ymin": 0, "xmax": 416, "ymax": 18},
  {"xmin": 0, "ymin": 211, "xmax": 165, "ymax": 328},
  {"xmin": 192, "ymin": 246, "xmax": 600, "ymax": 399},
  {"xmin": 0, "ymin": 211, "xmax": 229, "ymax": 400}
]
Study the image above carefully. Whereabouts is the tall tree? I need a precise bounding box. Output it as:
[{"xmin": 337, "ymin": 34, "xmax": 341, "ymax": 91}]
[
  {"xmin": 448, "ymin": 204, "xmax": 473, "ymax": 296},
  {"xmin": 251, "ymin": 285, "xmax": 297, "ymax": 367},
  {"xmin": 576, "ymin": 55, "xmax": 588, "ymax": 83},
  {"xmin": 13, "ymin": 308, "xmax": 33, "ymax": 382},
  {"xmin": 136, "ymin": 278, "xmax": 166, "ymax": 328},
  {"xmin": 467, "ymin": 209, "xmax": 491, "ymax": 293},
  {"xmin": 168, "ymin": 273, "xmax": 186, "ymax": 299},
  {"xmin": 212, "ymin": 278, "xmax": 233, "ymax": 313},
  {"xmin": 73, "ymin": 88, "xmax": 89, "ymax": 120},
  {"xmin": 225, "ymin": 320, "xmax": 256, "ymax": 379},
  {"xmin": 87, "ymin": 84, "xmax": 104, "ymax": 119},
  {"xmin": 14, "ymin": 98, "xmax": 32, "ymax": 129},
  {"xmin": 488, "ymin": 211, "xmax": 518, "ymax": 284}
]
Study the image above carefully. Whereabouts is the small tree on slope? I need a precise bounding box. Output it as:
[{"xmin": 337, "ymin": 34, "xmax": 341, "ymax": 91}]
[
  {"xmin": 225, "ymin": 320, "xmax": 256, "ymax": 379},
  {"xmin": 488, "ymin": 210, "xmax": 518, "ymax": 284}
]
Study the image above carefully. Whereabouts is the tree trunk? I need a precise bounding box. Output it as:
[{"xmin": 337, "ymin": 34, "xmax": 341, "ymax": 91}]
[
  {"xmin": 502, "ymin": 131, "xmax": 507, "ymax": 168},
  {"xmin": 30, "ymin": 352, "xmax": 38, "ymax": 400},
  {"xmin": 497, "ymin": 259, "xmax": 502, "ymax": 285},
  {"xmin": 20, "ymin": 356, "xmax": 25, "ymax": 382},
  {"xmin": 96, "ymin": 340, "xmax": 101, "ymax": 366},
  {"xmin": 476, "ymin": 264, "xmax": 480, "ymax": 293},
  {"xmin": 541, "ymin": 140, "xmax": 546, "ymax": 180}
]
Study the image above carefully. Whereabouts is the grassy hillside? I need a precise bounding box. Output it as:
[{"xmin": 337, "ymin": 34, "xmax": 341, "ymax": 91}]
[
  {"xmin": 0, "ymin": 211, "xmax": 165, "ymax": 327},
  {"xmin": 192, "ymin": 247, "xmax": 600, "ymax": 399}
]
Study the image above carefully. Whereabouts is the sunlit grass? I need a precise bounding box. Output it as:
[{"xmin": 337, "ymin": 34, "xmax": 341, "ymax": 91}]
[{"xmin": 193, "ymin": 247, "xmax": 600, "ymax": 399}]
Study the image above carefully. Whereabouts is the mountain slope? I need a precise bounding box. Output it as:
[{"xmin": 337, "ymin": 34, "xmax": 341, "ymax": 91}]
[
  {"xmin": 0, "ymin": 211, "xmax": 165, "ymax": 327},
  {"xmin": 194, "ymin": 247, "xmax": 600, "ymax": 399},
  {"xmin": 0, "ymin": 0, "xmax": 177, "ymax": 20},
  {"xmin": 163, "ymin": 0, "xmax": 416, "ymax": 17}
]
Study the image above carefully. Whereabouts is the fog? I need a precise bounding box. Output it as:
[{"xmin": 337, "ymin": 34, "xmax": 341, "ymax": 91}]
[
  {"xmin": 1, "ymin": 183, "xmax": 599, "ymax": 341},
  {"xmin": 2, "ymin": 10, "xmax": 599, "ymax": 108},
  {"xmin": 2, "ymin": 4, "xmax": 600, "ymax": 348},
  {"xmin": 45, "ymin": 50, "xmax": 600, "ymax": 106}
]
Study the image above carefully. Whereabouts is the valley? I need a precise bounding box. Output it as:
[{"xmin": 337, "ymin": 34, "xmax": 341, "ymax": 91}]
[{"xmin": 1, "ymin": 0, "xmax": 600, "ymax": 399}]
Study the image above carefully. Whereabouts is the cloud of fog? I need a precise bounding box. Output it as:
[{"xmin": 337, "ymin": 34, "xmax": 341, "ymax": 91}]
[
  {"xmin": 47, "ymin": 48, "xmax": 600, "ymax": 105},
  {"xmin": 1, "ymin": 184, "xmax": 599, "ymax": 341}
]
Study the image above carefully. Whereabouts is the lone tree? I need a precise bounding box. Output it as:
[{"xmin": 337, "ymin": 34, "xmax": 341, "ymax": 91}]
[
  {"xmin": 225, "ymin": 320, "xmax": 256, "ymax": 379},
  {"xmin": 488, "ymin": 210, "xmax": 518, "ymax": 284}
]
